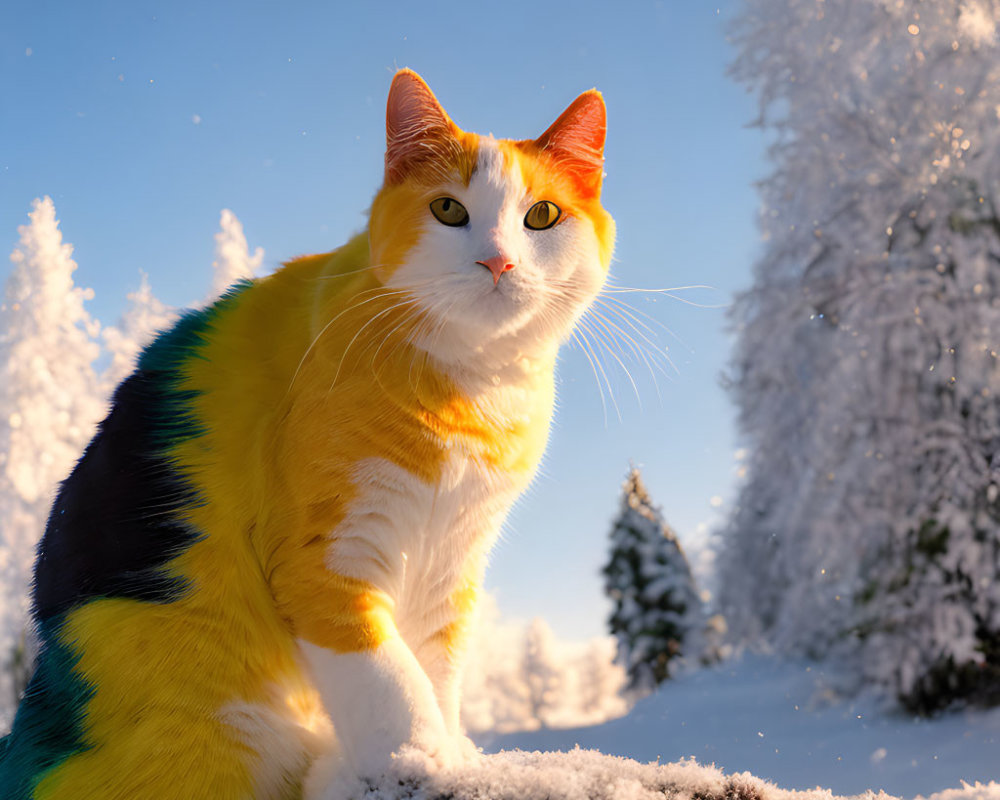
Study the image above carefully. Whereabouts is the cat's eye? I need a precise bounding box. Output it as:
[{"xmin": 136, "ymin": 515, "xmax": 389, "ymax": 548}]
[
  {"xmin": 524, "ymin": 200, "xmax": 561, "ymax": 231},
  {"xmin": 429, "ymin": 197, "xmax": 470, "ymax": 227}
]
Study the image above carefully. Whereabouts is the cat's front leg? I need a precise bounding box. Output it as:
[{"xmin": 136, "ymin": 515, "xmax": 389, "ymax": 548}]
[
  {"xmin": 407, "ymin": 573, "xmax": 484, "ymax": 761},
  {"xmin": 271, "ymin": 553, "xmax": 461, "ymax": 790},
  {"xmin": 299, "ymin": 631, "xmax": 458, "ymax": 779}
]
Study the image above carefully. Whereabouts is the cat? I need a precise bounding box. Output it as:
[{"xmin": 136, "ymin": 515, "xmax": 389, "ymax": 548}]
[{"xmin": 0, "ymin": 69, "xmax": 615, "ymax": 799}]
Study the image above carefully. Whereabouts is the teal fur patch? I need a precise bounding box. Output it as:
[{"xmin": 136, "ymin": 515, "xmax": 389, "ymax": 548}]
[
  {"xmin": 137, "ymin": 279, "xmax": 254, "ymax": 449},
  {"xmin": 0, "ymin": 617, "xmax": 95, "ymax": 799}
]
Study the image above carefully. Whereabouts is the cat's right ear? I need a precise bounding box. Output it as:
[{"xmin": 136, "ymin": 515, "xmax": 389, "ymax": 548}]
[
  {"xmin": 385, "ymin": 69, "xmax": 457, "ymax": 184},
  {"xmin": 533, "ymin": 90, "xmax": 606, "ymax": 198}
]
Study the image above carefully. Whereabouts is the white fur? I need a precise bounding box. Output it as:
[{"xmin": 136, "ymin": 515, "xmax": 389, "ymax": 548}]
[
  {"xmin": 385, "ymin": 139, "xmax": 605, "ymax": 382},
  {"xmin": 299, "ymin": 638, "xmax": 448, "ymax": 781},
  {"xmin": 219, "ymin": 678, "xmax": 333, "ymax": 800}
]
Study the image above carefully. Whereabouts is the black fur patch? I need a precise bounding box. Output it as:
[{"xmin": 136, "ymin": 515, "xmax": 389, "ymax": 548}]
[{"xmin": 32, "ymin": 371, "xmax": 204, "ymax": 621}]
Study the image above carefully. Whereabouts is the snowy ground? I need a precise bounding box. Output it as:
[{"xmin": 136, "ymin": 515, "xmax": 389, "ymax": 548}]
[
  {"xmin": 352, "ymin": 748, "xmax": 881, "ymax": 800},
  {"xmin": 476, "ymin": 655, "xmax": 1000, "ymax": 799}
]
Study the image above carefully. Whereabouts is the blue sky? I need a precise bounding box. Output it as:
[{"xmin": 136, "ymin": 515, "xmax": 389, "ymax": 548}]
[{"xmin": 1, "ymin": 1, "xmax": 766, "ymax": 640}]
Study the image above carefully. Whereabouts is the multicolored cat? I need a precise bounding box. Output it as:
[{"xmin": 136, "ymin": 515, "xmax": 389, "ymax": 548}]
[{"xmin": 0, "ymin": 69, "xmax": 615, "ymax": 799}]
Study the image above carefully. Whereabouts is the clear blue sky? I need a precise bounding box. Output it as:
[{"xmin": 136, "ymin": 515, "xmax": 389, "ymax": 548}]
[{"xmin": 1, "ymin": 1, "xmax": 766, "ymax": 640}]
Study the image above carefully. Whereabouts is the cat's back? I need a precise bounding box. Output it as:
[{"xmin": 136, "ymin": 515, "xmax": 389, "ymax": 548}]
[{"xmin": 0, "ymin": 254, "xmax": 361, "ymax": 799}]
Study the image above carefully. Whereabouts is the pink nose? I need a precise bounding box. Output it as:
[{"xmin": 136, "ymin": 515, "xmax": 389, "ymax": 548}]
[{"xmin": 476, "ymin": 255, "xmax": 516, "ymax": 286}]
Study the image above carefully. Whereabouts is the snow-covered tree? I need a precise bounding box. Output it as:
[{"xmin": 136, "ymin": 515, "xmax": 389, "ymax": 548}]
[
  {"xmin": 0, "ymin": 197, "xmax": 104, "ymax": 725},
  {"xmin": 209, "ymin": 209, "xmax": 263, "ymax": 300},
  {"xmin": 461, "ymin": 595, "xmax": 629, "ymax": 734},
  {"xmin": 604, "ymin": 467, "xmax": 709, "ymax": 692},
  {"xmin": 101, "ymin": 272, "xmax": 175, "ymax": 391},
  {"xmin": 717, "ymin": 0, "xmax": 1000, "ymax": 711},
  {"xmin": 521, "ymin": 617, "xmax": 567, "ymax": 728},
  {"xmin": 461, "ymin": 594, "xmax": 533, "ymax": 733},
  {"xmin": 576, "ymin": 638, "xmax": 628, "ymax": 725}
]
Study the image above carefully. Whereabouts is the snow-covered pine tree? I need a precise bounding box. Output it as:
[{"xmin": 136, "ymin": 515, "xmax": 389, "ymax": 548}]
[
  {"xmin": 717, "ymin": 0, "xmax": 1000, "ymax": 711},
  {"xmin": 209, "ymin": 209, "xmax": 263, "ymax": 301},
  {"xmin": 604, "ymin": 467, "xmax": 707, "ymax": 692},
  {"xmin": 101, "ymin": 272, "xmax": 175, "ymax": 391},
  {"xmin": 0, "ymin": 197, "xmax": 104, "ymax": 726}
]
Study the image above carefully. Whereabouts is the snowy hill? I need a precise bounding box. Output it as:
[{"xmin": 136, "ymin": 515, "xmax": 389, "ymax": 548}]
[{"xmin": 478, "ymin": 655, "xmax": 1000, "ymax": 799}]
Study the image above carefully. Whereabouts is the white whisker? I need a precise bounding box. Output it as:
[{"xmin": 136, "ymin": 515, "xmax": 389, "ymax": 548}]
[{"xmin": 327, "ymin": 298, "xmax": 420, "ymax": 394}]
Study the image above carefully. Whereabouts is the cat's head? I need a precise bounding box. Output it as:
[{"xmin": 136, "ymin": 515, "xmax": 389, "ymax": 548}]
[{"xmin": 369, "ymin": 69, "xmax": 615, "ymax": 371}]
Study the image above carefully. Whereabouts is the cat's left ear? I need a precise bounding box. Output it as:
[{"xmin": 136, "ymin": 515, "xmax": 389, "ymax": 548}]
[
  {"xmin": 534, "ymin": 90, "xmax": 606, "ymax": 197},
  {"xmin": 385, "ymin": 69, "xmax": 459, "ymax": 184}
]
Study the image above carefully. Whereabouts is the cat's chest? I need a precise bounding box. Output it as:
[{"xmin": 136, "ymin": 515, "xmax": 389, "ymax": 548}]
[
  {"xmin": 320, "ymin": 373, "xmax": 551, "ymax": 618},
  {"xmin": 327, "ymin": 450, "xmax": 522, "ymax": 604}
]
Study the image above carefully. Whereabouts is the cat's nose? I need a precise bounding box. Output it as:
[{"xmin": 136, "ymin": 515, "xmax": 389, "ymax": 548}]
[{"xmin": 476, "ymin": 255, "xmax": 516, "ymax": 286}]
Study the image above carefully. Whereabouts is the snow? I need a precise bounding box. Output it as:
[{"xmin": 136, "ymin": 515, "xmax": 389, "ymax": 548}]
[
  {"xmin": 481, "ymin": 655, "xmax": 1000, "ymax": 800},
  {"xmin": 341, "ymin": 747, "xmax": 876, "ymax": 800},
  {"xmin": 347, "ymin": 746, "xmax": 998, "ymax": 800}
]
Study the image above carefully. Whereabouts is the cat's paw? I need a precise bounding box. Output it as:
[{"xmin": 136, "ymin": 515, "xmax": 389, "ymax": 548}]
[
  {"xmin": 452, "ymin": 732, "xmax": 482, "ymax": 763},
  {"xmin": 305, "ymin": 734, "xmax": 480, "ymax": 799},
  {"xmin": 392, "ymin": 731, "xmax": 481, "ymax": 773}
]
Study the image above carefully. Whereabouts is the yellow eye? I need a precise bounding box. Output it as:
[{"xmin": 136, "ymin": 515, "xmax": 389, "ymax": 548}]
[
  {"xmin": 524, "ymin": 200, "xmax": 561, "ymax": 231},
  {"xmin": 429, "ymin": 197, "xmax": 470, "ymax": 227}
]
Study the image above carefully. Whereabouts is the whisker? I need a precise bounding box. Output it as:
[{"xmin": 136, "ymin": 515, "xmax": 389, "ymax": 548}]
[
  {"xmin": 313, "ymin": 263, "xmax": 390, "ymax": 281},
  {"xmin": 598, "ymin": 293, "xmax": 691, "ymax": 356},
  {"xmin": 369, "ymin": 307, "xmax": 422, "ymax": 367},
  {"xmin": 602, "ymin": 283, "xmax": 727, "ymax": 310},
  {"xmin": 585, "ymin": 306, "xmax": 675, "ymax": 403},
  {"xmin": 570, "ymin": 328, "xmax": 610, "ymax": 427},
  {"xmin": 592, "ymin": 299, "xmax": 665, "ymax": 357},
  {"xmin": 573, "ymin": 322, "xmax": 622, "ymax": 424},
  {"xmin": 410, "ymin": 297, "xmax": 461, "ymax": 389},
  {"xmin": 583, "ymin": 313, "xmax": 643, "ymax": 409},
  {"xmin": 286, "ymin": 284, "xmax": 438, "ymax": 395},
  {"xmin": 591, "ymin": 299, "xmax": 680, "ymax": 377},
  {"xmin": 327, "ymin": 298, "xmax": 420, "ymax": 393}
]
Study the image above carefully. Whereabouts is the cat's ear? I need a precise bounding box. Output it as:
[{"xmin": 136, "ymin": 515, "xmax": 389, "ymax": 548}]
[
  {"xmin": 385, "ymin": 69, "xmax": 458, "ymax": 184},
  {"xmin": 534, "ymin": 90, "xmax": 606, "ymax": 197}
]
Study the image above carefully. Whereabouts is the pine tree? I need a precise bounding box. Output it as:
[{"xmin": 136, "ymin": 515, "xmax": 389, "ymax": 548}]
[
  {"xmin": 718, "ymin": 0, "xmax": 1000, "ymax": 711},
  {"xmin": 0, "ymin": 197, "xmax": 104, "ymax": 727},
  {"xmin": 603, "ymin": 467, "xmax": 707, "ymax": 692}
]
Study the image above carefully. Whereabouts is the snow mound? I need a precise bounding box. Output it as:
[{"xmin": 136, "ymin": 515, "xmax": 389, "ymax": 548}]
[{"xmin": 346, "ymin": 748, "xmax": 903, "ymax": 800}]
